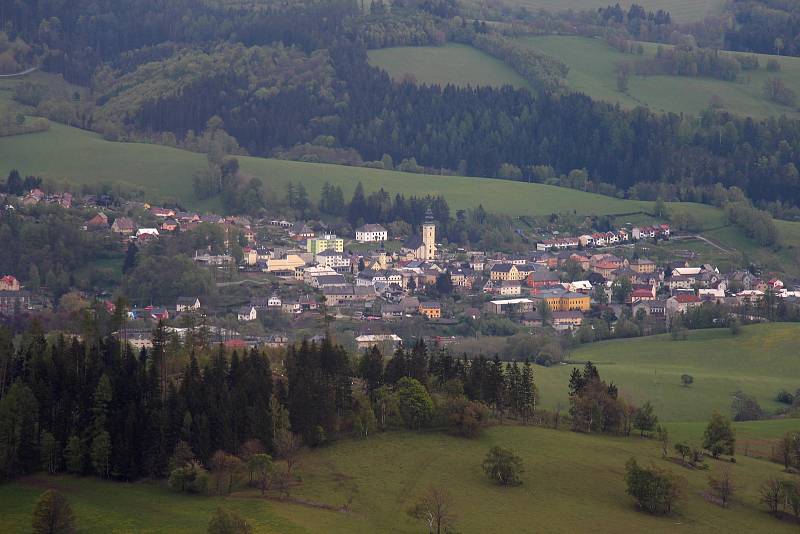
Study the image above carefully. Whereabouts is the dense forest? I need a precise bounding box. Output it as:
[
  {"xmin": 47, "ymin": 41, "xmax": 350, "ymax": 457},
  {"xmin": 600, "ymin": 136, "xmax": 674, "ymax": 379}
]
[
  {"xmin": 3, "ymin": 0, "xmax": 800, "ymax": 208},
  {"xmin": 0, "ymin": 320, "xmax": 541, "ymax": 483}
]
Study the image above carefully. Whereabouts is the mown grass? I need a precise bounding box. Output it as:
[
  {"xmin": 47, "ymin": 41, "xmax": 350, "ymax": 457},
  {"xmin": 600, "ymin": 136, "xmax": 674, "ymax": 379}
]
[
  {"xmin": 1, "ymin": 424, "xmax": 793, "ymax": 533},
  {"xmin": 535, "ymin": 324, "xmax": 800, "ymax": 422},
  {"xmin": 518, "ymin": 35, "xmax": 800, "ymax": 119},
  {"xmin": 368, "ymin": 43, "xmax": 529, "ymax": 88}
]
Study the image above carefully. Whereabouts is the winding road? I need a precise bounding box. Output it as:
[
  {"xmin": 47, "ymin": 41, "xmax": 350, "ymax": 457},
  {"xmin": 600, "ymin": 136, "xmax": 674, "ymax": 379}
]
[{"xmin": 0, "ymin": 67, "xmax": 39, "ymax": 78}]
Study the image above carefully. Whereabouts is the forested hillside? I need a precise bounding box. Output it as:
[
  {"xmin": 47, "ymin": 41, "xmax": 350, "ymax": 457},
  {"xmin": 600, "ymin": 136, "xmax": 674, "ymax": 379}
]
[{"xmin": 2, "ymin": 0, "xmax": 800, "ymax": 209}]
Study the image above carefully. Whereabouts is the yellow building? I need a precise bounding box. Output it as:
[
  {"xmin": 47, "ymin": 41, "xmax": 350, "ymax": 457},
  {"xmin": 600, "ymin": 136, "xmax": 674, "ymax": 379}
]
[
  {"xmin": 490, "ymin": 264, "xmax": 522, "ymax": 282},
  {"xmin": 266, "ymin": 254, "xmax": 306, "ymax": 273},
  {"xmin": 307, "ymin": 234, "xmax": 344, "ymax": 255},
  {"xmin": 630, "ymin": 258, "xmax": 657, "ymax": 274},
  {"xmin": 419, "ymin": 301, "xmax": 442, "ymax": 319},
  {"xmin": 534, "ymin": 290, "xmax": 590, "ymax": 312}
]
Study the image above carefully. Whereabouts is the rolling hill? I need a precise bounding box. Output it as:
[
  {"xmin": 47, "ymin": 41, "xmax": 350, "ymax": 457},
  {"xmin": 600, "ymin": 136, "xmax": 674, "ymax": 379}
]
[{"xmin": 517, "ymin": 35, "xmax": 800, "ymax": 119}]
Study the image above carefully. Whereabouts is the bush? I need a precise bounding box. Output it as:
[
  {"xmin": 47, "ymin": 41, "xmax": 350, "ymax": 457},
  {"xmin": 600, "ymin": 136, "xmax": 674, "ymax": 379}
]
[
  {"xmin": 446, "ymin": 397, "xmax": 490, "ymax": 438},
  {"xmin": 32, "ymin": 490, "xmax": 75, "ymax": 534},
  {"xmin": 482, "ymin": 446, "xmax": 524, "ymax": 486},
  {"xmin": 625, "ymin": 458, "xmax": 686, "ymax": 514}
]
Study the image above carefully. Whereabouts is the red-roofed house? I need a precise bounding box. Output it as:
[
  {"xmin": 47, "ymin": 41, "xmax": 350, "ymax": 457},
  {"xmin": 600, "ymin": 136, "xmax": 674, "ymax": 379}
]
[{"xmin": 0, "ymin": 275, "xmax": 20, "ymax": 291}]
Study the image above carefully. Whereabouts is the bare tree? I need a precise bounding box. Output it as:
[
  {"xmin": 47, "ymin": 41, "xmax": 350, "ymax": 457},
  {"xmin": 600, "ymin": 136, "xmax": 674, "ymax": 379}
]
[
  {"xmin": 274, "ymin": 430, "xmax": 301, "ymax": 475},
  {"xmin": 707, "ymin": 465, "xmax": 736, "ymax": 507},
  {"xmin": 407, "ymin": 486, "xmax": 456, "ymax": 534}
]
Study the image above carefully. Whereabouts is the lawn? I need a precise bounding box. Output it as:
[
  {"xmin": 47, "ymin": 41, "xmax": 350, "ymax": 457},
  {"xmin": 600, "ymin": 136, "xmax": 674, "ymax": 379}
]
[
  {"xmin": 1, "ymin": 424, "xmax": 793, "ymax": 533},
  {"xmin": 534, "ymin": 323, "xmax": 800, "ymax": 422},
  {"xmin": 518, "ymin": 35, "xmax": 800, "ymax": 119},
  {"xmin": 367, "ymin": 43, "xmax": 529, "ymax": 89}
]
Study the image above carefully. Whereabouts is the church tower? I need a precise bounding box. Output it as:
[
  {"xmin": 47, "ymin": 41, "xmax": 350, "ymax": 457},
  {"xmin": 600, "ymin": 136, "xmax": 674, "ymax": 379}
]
[{"xmin": 422, "ymin": 207, "xmax": 436, "ymax": 260}]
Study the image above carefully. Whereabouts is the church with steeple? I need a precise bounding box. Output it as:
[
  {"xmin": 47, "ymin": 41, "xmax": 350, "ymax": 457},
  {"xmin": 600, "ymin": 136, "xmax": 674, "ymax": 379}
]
[{"xmin": 402, "ymin": 207, "xmax": 437, "ymax": 261}]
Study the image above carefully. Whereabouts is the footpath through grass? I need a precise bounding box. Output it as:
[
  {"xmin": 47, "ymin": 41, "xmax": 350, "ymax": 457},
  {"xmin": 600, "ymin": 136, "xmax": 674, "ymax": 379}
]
[{"xmin": 535, "ymin": 324, "xmax": 800, "ymax": 422}]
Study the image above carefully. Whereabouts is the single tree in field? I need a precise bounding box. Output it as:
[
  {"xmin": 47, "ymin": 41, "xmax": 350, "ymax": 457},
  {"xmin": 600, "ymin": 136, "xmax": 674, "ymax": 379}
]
[
  {"xmin": 674, "ymin": 442, "xmax": 691, "ymax": 464},
  {"xmin": 707, "ymin": 465, "xmax": 736, "ymax": 508},
  {"xmin": 703, "ymin": 411, "xmax": 735, "ymax": 458},
  {"xmin": 624, "ymin": 458, "xmax": 686, "ymax": 515},
  {"xmin": 634, "ymin": 401, "xmax": 658, "ymax": 437},
  {"xmin": 482, "ymin": 446, "xmax": 524, "ymax": 486},
  {"xmin": 247, "ymin": 454, "xmax": 273, "ymax": 496},
  {"xmin": 407, "ymin": 486, "xmax": 456, "ymax": 534},
  {"xmin": 680, "ymin": 374, "xmax": 693, "ymax": 387},
  {"xmin": 210, "ymin": 450, "xmax": 242, "ymax": 495},
  {"xmin": 32, "ymin": 490, "xmax": 75, "ymax": 534},
  {"xmin": 274, "ymin": 429, "xmax": 301, "ymax": 475},
  {"xmin": 207, "ymin": 507, "xmax": 253, "ymax": 534},
  {"xmin": 656, "ymin": 425, "xmax": 669, "ymax": 457}
]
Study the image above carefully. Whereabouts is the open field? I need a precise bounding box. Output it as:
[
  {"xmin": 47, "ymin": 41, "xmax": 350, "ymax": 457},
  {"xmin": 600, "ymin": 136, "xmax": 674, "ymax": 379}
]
[
  {"xmin": 518, "ymin": 36, "xmax": 800, "ymax": 119},
  {"xmin": 2, "ymin": 97, "xmax": 800, "ymax": 273},
  {"xmin": 1, "ymin": 424, "xmax": 794, "ymax": 533},
  {"xmin": 367, "ymin": 43, "xmax": 529, "ymax": 88},
  {"xmin": 534, "ymin": 324, "xmax": 800, "ymax": 422},
  {"xmin": 487, "ymin": 0, "xmax": 722, "ymax": 23}
]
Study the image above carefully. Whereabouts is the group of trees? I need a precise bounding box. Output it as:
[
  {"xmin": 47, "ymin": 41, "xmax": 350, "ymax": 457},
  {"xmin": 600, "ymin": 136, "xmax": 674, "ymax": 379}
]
[
  {"xmin": 569, "ymin": 362, "xmax": 660, "ymax": 436},
  {"xmin": 0, "ymin": 323, "xmax": 276, "ymax": 482}
]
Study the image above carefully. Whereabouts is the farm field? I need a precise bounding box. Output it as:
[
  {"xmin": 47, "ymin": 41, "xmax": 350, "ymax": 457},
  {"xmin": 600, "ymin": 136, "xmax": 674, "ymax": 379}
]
[
  {"xmin": 367, "ymin": 43, "xmax": 529, "ymax": 88},
  {"xmin": 487, "ymin": 0, "xmax": 722, "ymax": 23},
  {"xmin": 534, "ymin": 324, "xmax": 800, "ymax": 422},
  {"xmin": 518, "ymin": 36, "xmax": 800, "ymax": 119},
  {"xmin": 1, "ymin": 424, "xmax": 794, "ymax": 533}
]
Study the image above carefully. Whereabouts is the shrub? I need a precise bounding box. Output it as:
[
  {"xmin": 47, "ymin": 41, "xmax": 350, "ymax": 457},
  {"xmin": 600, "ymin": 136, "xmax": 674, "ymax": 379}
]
[
  {"xmin": 482, "ymin": 446, "xmax": 524, "ymax": 486},
  {"xmin": 625, "ymin": 458, "xmax": 686, "ymax": 514}
]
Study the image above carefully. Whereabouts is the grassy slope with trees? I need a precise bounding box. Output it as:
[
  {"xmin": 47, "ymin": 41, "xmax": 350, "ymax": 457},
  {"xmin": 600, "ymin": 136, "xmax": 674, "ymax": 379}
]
[
  {"xmin": 517, "ymin": 36, "xmax": 800, "ymax": 119},
  {"xmin": 367, "ymin": 43, "xmax": 529, "ymax": 88},
  {"xmin": 482, "ymin": 0, "xmax": 723, "ymax": 23},
  {"xmin": 534, "ymin": 324, "xmax": 800, "ymax": 421},
  {"xmin": 0, "ymin": 424, "xmax": 794, "ymax": 533},
  {"xmin": 522, "ymin": 35, "xmax": 800, "ymax": 118}
]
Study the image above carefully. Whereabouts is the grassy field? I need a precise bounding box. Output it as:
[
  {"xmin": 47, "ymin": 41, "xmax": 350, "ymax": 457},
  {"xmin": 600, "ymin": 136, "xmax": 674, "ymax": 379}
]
[
  {"xmin": 0, "ymin": 120, "xmax": 656, "ymax": 217},
  {"xmin": 2, "ymin": 86, "xmax": 800, "ymax": 273},
  {"xmin": 0, "ymin": 424, "xmax": 794, "ymax": 533},
  {"xmin": 487, "ymin": 0, "xmax": 722, "ymax": 23},
  {"xmin": 367, "ymin": 43, "xmax": 529, "ymax": 88},
  {"xmin": 534, "ymin": 324, "xmax": 800, "ymax": 422},
  {"xmin": 518, "ymin": 35, "xmax": 800, "ymax": 119}
]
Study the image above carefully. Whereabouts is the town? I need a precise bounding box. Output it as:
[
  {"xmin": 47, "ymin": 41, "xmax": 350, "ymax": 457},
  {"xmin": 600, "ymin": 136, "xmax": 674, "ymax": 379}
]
[{"xmin": 3, "ymin": 184, "xmax": 798, "ymax": 357}]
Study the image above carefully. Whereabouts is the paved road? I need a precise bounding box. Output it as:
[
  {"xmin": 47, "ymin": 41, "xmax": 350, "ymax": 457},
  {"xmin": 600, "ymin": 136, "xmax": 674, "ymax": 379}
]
[{"xmin": 0, "ymin": 67, "xmax": 39, "ymax": 78}]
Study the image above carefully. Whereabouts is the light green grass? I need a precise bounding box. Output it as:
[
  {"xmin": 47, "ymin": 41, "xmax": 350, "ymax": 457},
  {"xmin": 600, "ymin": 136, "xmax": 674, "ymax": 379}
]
[
  {"xmin": 368, "ymin": 43, "xmax": 529, "ymax": 88},
  {"xmin": 494, "ymin": 0, "xmax": 722, "ymax": 23},
  {"xmin": 519, "ymin": 35, "xmax": 800, "ymax": 119},
  {"xmin": 1, "ymin": 425, "xmax": 793, "ymax": 533},
  {"xmin": 535, "ymin": 324, "xmax": 800, "ymax": 423},
  {"xmin": 0, "ymin": 121, "xmax": 655, "ymax": 217}
]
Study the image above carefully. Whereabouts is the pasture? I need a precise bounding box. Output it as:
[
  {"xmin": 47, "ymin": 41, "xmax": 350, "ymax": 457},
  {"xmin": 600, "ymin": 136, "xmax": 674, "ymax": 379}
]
[
  {"xmin": 535, "ymin": 324, "xmax": 800, "ymax": 422},
  {"xmin": 367, "ymin": 43, "xmax": 529, "ymax": 88},
  {"xmin": 0, "ymin": 423, "xmax": 794, "ymax": 533},
  {"xmin": 518, "ymin": 35, "xmax": 800, "ymax": 119},
  {"xmin": 491, "ymin": 0, "xmax": 723, "ymax": 23}
]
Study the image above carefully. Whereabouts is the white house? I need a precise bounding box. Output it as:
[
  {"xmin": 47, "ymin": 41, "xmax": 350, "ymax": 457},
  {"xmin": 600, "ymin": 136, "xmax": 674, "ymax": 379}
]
[
  {"xmin": 176, "ymin": 297, "xmax": 201, "ymax": 312},
  {"xmin": 267, "ymin": 295, "xmax": 282, "ymax": 307},
  {"xmin": 237, "ymin": 306, "xmax": 258, "ymax": 322},
  {"xmin": 355, "ymin": 223, "xmax": 388, "ymax": 243}
]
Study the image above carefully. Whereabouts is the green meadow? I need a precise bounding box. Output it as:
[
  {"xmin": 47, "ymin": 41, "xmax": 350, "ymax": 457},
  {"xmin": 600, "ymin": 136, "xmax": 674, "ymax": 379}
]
[
  {"xmin": 489, "ymin": 0, "xmax": 722, "ymax": 23},
  {"xmin": 367, "ymin": 43, "xmax": 529, "ymax": 88},
  {"xmin": 1, "ymin": 422, "xmax": 795, "ymax": 533},
  {"xmin": 535, "ymin": 324, "xmax": 800, "ymax": 422},
  {"xmin": 518, "ymin": 35, "xmax": 800, "ymax": 119}
]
